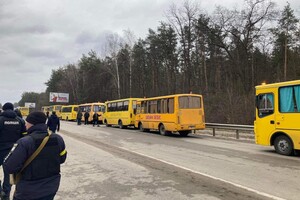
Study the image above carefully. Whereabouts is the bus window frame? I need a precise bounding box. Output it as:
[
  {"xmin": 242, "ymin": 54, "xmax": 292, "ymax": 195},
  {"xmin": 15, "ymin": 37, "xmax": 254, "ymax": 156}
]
[{"xmin": 256, "ymin": 93, "xmax": 274, "ymax": 118}]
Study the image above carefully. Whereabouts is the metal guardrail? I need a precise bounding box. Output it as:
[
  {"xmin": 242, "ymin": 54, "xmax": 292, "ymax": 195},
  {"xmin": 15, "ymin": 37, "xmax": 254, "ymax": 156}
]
[{"xmin": 205, "ymin": 123, "xmax": 254, "ymax": 139}]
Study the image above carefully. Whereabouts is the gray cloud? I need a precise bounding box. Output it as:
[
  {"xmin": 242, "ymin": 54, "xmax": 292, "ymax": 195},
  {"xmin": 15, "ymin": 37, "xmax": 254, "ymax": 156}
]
[{"xmin": 0, "ymin": 0, "xmax": 299, "ymax": 105}]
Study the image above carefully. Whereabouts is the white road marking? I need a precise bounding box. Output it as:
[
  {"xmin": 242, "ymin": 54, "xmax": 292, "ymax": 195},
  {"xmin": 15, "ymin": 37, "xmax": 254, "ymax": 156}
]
[{"xmin": 117, "ymin": 146, "xmax": 286, "ymax": 200}]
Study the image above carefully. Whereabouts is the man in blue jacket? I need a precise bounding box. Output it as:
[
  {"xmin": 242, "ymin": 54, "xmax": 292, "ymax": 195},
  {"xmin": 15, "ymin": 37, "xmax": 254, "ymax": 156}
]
[
  {"xmin": 47, "ymin": 111, "xmax": 60, "ymax": 133},
  {"xmin": 0, "ymin": 102, "xmax": 26, "ymax": 200},
  {"xmin": 3, "ymin": 111, "xmax": 67, "ymax": 200}
]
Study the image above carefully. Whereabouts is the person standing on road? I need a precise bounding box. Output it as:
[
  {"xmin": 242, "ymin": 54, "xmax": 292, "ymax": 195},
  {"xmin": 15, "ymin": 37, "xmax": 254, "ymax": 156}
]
[
  {"xmin": 76, "ymin": 110, "xmax": 83, "ymax": 125},
  {"xmin": 84, "ymin": 111, "xmax": 90, "ymax": 125},
  {"xmin": 47, "ymin": 111, "xmax": 60, "ymax": 133},
  {"xmin": 0, "ymin": 102, "xmax": 26, "ymax": 200},
  {"xmin": 3, "ymin": 111, "xmax": 67, "ymax": 200},
  {"xmin": 92, "ymin": 112, "xmax": 99, "ymax": 127}
]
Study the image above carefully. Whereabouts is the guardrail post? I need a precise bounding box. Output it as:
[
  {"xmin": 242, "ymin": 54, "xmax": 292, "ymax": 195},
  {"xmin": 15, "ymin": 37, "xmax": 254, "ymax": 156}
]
[
  {"xmin": 212, "ymin": 128, "xmax": 215, "ymax": 137},
  {"xmin": 236, "ymin": 130, "xmax": 239, "ymax": 139}
]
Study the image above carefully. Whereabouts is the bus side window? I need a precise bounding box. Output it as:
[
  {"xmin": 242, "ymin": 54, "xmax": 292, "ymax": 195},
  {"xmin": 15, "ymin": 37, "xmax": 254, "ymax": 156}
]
[
  {"xmin": 257, "ymin": 93, "xmax": 274, "ymax": 117},
  {"xmin": 157, "ymin": 100, "xmax": 161, "ymax": 113}
]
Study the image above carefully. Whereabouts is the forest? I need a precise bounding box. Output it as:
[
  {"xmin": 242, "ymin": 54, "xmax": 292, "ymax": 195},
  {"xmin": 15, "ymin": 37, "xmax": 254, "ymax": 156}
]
[{"xmin": 18, "ymin": 0, "xmax": 300, "ymax": 125}]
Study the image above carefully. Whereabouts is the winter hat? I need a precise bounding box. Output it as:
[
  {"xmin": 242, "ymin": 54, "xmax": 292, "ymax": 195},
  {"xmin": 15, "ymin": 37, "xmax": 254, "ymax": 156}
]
[
  {"xmin": 2, "ymin": 102, "xmax": 14, "ymax": 111},
  {"xmin": 26, "ymin": 111, "xmax": 47, "ymax": 125}
]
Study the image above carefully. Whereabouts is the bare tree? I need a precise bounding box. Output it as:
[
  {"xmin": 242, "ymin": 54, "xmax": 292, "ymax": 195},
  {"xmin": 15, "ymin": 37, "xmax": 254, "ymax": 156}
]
[
  {"xmin": 103, "ymin": 33, "xmax": 123, "ymax": 98},
  {"xmin": 167, "ymin": 0, "xmax": 200, "ymax": 92},
  {"xmin": 63, "ymin": 64, "xmax": 80, "ymax": 103},
  {"xmin": 212, "ymin": 0, "xmax": 276, "ymax": 92},
  {"xmin": 123, "ymin": 29, "xmax": 137, "ymax": 97}
]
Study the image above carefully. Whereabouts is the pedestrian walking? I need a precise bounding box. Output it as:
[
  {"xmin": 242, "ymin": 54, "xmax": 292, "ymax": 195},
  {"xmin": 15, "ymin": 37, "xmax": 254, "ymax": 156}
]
[
  {"xmin": 3, "ymin": 111, "xmax": 67, "ymax": 200},
  {"xmin": 47, "ymin": 111, "xmax": 60, "ymax": 133},
  {"xmin": 0, "ymin": 102, "xmax": 26, "ymax": 200},
  {"xmin": 76, "ymin": 110, "xmax": 83, "ymax": 125},
  {"xmin": 84, "ymin": 111, "xmax": 90, "ymax": 125},
  {"xmin": 92, "ymin": 113, "xmax": 99, "ymax": 127}
]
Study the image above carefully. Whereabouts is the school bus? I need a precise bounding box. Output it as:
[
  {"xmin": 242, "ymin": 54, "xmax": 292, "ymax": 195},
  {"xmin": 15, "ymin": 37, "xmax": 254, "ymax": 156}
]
[
  {"xmin": 255, "ymin": 80, "xmax": 300, "ymax": 156},
  {"xmin": 48, "ymin": 105, "xmax": 63, "ymax": 118},
  {"xmin": 61, "ymin": 105, "xmax": 78, "ymax": 121},
  {"xmin": 78, "ymin": 102, "xmax": 105, "ymax": 123},
  {"xmin": 104, "ymin": 98, "xmax": 140, "ymax": 128},
  {"xmin": 19, "ymin": 107, "xmax": 30, "ymax": 116},
  {"xmin": 135, "ymin": 94, "xmax": 205, "ymax": 136}
]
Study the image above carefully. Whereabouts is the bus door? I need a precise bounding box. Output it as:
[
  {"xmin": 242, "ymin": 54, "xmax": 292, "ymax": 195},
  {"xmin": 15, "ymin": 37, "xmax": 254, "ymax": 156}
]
[
  {"xmin": 255, "ymin": 93, "xmax": 275, "ymax": 145},
  {"xmin": 134, "ymin": 101, "xmax": 141, "ymax": 128}
]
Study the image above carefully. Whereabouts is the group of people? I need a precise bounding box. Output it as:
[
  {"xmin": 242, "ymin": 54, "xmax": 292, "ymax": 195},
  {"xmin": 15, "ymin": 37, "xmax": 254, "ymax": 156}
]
[
  {"xmin": 76, "ymin": 110, "xmax": 100, "ymax": 127},
  {"xmin": 0, "ymin": 102, "xmax": 67, "ymax": 200}
]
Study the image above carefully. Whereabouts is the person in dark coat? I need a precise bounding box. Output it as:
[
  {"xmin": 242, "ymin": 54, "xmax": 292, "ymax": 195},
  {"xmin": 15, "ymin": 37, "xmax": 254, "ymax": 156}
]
[
  {"xmin": 76, "ymin": 110, "xmax": 83, "ymax": 125},
  {"xmin": 0, "ymin": 103, "xmax": 26, "ymax": 200},
  {"xmin": 3, "ymin": 111, "xmax": 67, "ymax": 200},
  {"xmin": 92, "ymin": 112, "xmax": 99, "ymax": 127},
  {"xmin": 84, "ymin": 111, "xmax": 90, "ymax": 125},
  {"xmin": 47, "ymin": 111, "xmax": 60, "ymax": 133}
]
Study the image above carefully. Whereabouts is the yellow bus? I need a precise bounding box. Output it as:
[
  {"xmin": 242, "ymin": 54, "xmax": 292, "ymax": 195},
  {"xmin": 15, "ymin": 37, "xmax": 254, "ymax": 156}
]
[
  {"xmin": 104, "ymin": 98, "xmax": 140, "ymax": 128},
  {"xmin": 19, "ymin": 107, "xmax": 29, "ymax": 116},
  {"xmin": 255, "ymin": 80, "xmax": 300, "ymax": 156},
  {"xmin": 61, "ymin": 105, "xmax": 78, "ymax": 121},
  {"xmin": 49, "ymin": 105, "xmax": 63, "ymax": 118},
  {"xmin": 78, "ymin": 102, "xmax": 105, "ymax": 123},
  {"xmin": 135, "ymin": 94, "xmax": 205, "ymax": 136}
]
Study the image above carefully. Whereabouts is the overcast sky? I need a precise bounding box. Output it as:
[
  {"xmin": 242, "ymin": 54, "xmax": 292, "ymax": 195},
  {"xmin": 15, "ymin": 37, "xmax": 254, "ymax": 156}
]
[{"xmin": 0, "ymin": 0, "xmax": 299, "ymax": 106}]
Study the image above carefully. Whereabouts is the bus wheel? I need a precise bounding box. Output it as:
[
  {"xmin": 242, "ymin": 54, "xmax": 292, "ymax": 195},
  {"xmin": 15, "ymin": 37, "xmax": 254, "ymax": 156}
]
[
  {"xmin": 118, "ymin": 120, "xmax": 125, "ymax": 129},
  {"xmin": 139, "ymin": 123, "xmax": 145, "ymax": 132},
  {"xmin": 274, "ymin": 135, "xmax": 293, "ymax": 156},
  {"xmin": 159, "ymin": 124, "xmax": 170, "ymax": 136},
  {"xmin": 179, "ymin": 131, "xmax": 190, "ymax": 137},
  {"xmin": 105, "ymin": 120, "xmax": 111, "ymax": 127}
]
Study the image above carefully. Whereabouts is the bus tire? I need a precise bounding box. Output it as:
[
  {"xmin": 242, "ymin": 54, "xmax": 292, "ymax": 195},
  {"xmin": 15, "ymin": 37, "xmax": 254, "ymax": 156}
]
[
  {"xmin": 274, "ymin": 135, "xmax": 293, "ymax": 156},
  {"xmin": 159, "ymin": 124, "xmax": 170, "ymax": 136},
  {"xmin": 118, "ymin": 120, "xmax": 125, "ymax": 129},
  {"xmin": 105, "ymin": 120, "xmax": 111, "ymax": 127},
  {"xmin": 139, "ymin": 123, "xmax": 145, "ymax": 132},
  {"xmin": 179, "ymin": 130, "xmax": 190, "ymax": 137}
]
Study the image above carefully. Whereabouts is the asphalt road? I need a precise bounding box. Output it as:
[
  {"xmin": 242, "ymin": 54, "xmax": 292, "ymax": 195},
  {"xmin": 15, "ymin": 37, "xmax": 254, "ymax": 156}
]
[{"xmin": 3, "ymin": 121, "xmax": 300, "ymax": 199}]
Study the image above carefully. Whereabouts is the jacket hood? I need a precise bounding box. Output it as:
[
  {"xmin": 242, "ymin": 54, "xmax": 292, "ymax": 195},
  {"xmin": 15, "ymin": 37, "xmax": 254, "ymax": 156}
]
[
  {"xmin": 27, "ymin": 123, "xmax": 48, "ymax": 134},
  {"xmin": 1, "ymin": 110, "xmax": 17, "ymax": 118},
  {"xmin": 50, "ymin": 114, "xmax": 58, "ymax": 120}
]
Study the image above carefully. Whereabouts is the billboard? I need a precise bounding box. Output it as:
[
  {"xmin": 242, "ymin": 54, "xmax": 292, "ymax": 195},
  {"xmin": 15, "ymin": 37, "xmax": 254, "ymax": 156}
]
[
  {"xmin": 25, "ymin": 102, "xmax": 36, "ymax": 108},
  {"xmin": 49, "ymin": 92, "xmax": 69, "ymax": 103}
]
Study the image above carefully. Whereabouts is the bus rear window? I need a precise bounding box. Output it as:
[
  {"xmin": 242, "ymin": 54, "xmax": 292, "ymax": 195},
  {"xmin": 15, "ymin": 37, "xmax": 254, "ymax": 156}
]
[{"xmin": 179, "ymin": 96, "xmax": 201, "ymax": 109}]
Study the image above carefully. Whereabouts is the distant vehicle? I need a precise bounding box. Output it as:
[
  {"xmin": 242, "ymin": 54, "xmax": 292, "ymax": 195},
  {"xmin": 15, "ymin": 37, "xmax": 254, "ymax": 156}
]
[
  {"xmin": 61, "ymin": 105, "xmax": 78, "ymax": 121},
  {"xmin": 104, "ymin": 98, "xmax": 140, "ymax": 128},
  {"xmin": 255, "ymin": 80, "xmax": 300, "ymax": 156},
  {"xmin": 19, "ymin": 107, "xmax": 30, "ymax": 116},
  {"xmin": 78, "ymin": 102, "xmax": 105, "ymax": 123},
  {"xmin": 49, "ymin": 105, "xmax": 63, "ymax": 118},
  {"xmin": 135, "ymin": 94, "xmax": 205, "ymax": 136}
]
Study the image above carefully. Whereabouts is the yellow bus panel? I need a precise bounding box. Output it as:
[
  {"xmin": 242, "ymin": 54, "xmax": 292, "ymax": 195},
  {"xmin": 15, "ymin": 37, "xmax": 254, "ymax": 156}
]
[{"xmin": 255, "ymin": 80, "xmax": 300, "ymax": 156}]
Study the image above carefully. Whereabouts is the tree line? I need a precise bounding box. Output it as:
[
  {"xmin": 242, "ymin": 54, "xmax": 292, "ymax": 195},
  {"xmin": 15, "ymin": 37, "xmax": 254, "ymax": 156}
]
[{"xmin": 18, "ymin": 0, "xmax": 300, "ymax": 125}]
